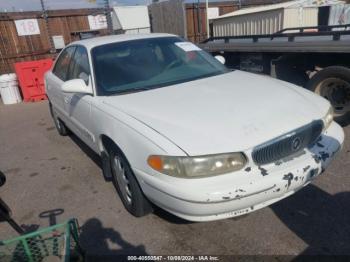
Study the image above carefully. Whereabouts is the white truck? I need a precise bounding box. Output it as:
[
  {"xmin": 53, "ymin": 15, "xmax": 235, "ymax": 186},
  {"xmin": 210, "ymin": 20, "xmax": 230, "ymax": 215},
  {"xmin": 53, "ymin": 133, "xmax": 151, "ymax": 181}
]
[{"xmin": 200, "ymin": 24, "xmax": 350, "ymax": 124}]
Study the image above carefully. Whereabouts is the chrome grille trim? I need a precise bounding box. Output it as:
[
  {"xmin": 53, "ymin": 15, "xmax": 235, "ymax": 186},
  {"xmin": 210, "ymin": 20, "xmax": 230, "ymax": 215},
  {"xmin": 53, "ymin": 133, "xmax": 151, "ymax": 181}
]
[{"xmin": 252, "ymin": 120, "xmax": 324, "ymax": 165}]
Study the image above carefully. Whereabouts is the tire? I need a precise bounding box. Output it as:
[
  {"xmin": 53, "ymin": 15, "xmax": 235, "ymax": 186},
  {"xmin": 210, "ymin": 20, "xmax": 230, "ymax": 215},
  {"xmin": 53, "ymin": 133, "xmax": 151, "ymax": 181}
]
[
  {"xmin": 49, "ymin": 103, "xmax": 70, "ymax": 136},
  {"xmin": 109, "ymin": 146, "xmax": 153, "ymax": 217},
  {"xmin": 306, "ymin": 66, "xmax": 350, "ymax": 122}
]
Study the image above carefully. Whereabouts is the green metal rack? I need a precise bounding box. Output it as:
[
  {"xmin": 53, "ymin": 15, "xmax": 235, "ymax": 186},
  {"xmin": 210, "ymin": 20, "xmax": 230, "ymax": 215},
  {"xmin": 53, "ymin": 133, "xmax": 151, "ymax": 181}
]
[{"xmin": 0, "ymin": 218, "xmax": 83, "ymax": 262}]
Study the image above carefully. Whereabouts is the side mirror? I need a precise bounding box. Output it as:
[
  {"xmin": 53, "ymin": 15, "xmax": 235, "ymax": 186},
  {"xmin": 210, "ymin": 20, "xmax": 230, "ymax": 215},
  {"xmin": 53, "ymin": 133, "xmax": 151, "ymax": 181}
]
[
  {"xmin": 62, "ymin": 79, "xmax": 93, "ymax": 95},
  {"xmin": 215, "ymin": 55, "xmax": 226, "ymax": 65}
]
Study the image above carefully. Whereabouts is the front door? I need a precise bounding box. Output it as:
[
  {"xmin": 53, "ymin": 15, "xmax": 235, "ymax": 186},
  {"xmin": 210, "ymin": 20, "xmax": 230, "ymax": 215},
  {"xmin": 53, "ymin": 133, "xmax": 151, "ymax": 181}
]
[
  {"xmin": 63, "ymin": 46, "xmax": 96, "ymax": 150},
  {"xmin": 48, "ymin": 46, "xmax": 76, "ymax": 121}
]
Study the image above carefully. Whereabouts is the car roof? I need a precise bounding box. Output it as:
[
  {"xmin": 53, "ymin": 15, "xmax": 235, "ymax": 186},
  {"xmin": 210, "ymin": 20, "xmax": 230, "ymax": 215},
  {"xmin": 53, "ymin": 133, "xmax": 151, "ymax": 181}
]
[{"xmin": 69, "ymin": 33, "xmax": 178, "ymax": 50}]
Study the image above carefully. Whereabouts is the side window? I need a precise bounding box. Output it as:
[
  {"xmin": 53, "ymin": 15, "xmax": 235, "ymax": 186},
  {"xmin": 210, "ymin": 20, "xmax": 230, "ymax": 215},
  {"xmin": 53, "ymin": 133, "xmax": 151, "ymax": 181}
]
[
  {"xmin": 67, "ymin": 46, "xmax": 91, "ymax": 85},
  {"xmin": 53, "ymin": 47, "xmax": 76, "ymax": 81}
]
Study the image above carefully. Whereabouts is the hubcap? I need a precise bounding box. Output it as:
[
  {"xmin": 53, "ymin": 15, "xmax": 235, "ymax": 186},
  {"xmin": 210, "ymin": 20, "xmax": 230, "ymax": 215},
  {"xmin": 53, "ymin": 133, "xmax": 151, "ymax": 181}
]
[
  {"xmin": 112, "ymin": 156, "xmax": 132, "ymax": 204},
  {"xmin": 316, "ymin": 78, "xmax": 350, "ymax": 115}
]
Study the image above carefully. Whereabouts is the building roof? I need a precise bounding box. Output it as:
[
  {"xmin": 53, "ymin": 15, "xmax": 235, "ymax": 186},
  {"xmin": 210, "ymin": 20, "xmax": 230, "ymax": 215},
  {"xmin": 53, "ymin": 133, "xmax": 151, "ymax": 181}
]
[{"xmin": 213, "ymin": 0, "xmax": 344, "ymax": 20}]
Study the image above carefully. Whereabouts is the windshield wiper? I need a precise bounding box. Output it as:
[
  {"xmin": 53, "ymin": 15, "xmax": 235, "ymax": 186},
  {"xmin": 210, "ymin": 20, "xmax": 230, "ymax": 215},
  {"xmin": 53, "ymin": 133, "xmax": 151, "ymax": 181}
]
[
  {"xmin": 109, "ymin": 71, "xmax": 227, "ymax": 96},
  {"xmin": 112, "ymin": 87, "xmax": 152, "ymax": 95}
]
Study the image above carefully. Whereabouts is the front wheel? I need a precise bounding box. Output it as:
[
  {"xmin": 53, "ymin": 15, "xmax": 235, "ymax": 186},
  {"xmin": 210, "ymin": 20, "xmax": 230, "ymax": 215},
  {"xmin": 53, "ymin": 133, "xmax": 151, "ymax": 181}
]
[
  {"xmin": 306, "ymin": 66, "xmax": 350, "ymax": 122},
  {"xmin": 110, "ymin": 147, "xmax": 153, "ymax": 217}
]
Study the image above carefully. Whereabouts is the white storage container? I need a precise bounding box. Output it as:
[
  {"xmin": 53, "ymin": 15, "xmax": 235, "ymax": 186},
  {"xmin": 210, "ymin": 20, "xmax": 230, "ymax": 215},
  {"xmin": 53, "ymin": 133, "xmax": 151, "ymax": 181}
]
[
  {"xmin": 211, "ymin": 0, "xmax": 322, "ymax": 37},
  {"xmin": 0, "ymin": 73, "xmax": 22, "ymax": 105},
  {"xmin": 112, "ymin": 6, "xmax": 151, "ymax": 34}
]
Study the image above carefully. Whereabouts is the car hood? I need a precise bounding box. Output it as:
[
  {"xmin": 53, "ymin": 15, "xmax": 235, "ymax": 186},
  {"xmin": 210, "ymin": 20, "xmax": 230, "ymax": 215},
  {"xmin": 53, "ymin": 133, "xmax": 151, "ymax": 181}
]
[{"xmin": 102, "ymin": 70, "xmax": 329, "ymax": 155}]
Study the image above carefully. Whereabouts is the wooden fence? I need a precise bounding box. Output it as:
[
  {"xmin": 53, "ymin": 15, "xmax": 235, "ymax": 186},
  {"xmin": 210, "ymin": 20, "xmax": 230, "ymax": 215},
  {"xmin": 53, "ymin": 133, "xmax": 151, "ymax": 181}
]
[
  {"xmin": 149, "ymin": 1, "xmax": 237, "ymax": 43},
  {"xmin": 149, "ymin": 0, "xmax": 187, "ymax": 38},
  {"xmin": 0, "ymin": 9, "xmax": 108, "ymax": 74},
  {"xmin": 186, "ymin": 2, "xmax": 238, "ymax": 43}
]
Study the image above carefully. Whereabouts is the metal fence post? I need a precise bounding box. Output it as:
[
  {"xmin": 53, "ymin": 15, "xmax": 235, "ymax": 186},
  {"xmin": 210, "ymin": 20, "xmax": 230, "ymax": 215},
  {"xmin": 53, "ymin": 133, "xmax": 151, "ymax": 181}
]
[
  {"xmin": 40, "ymin": 0, "xmax": 56, "ymax": 53},
  {"xmin": 104, "ymin": 0, "xmax": 113, "ymax": 34}
]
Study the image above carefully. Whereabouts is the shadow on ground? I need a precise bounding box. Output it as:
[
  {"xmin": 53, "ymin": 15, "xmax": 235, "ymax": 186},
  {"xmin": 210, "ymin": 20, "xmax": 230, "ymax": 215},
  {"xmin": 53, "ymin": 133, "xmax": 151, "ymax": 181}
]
[
  {"xmin": 39, "ymin": 208, "xmax": 64, "ymax": 226},
  {"xmin": 153, "ymin": 206, "xmax": 193, "ymax": 225},
  {"xmin": 79, "ymin": 218, "xmax": 147, "ymax": 261},
  {"xmin": 271, "ymin": 184, "xmax": 350, "ymax": 256}
]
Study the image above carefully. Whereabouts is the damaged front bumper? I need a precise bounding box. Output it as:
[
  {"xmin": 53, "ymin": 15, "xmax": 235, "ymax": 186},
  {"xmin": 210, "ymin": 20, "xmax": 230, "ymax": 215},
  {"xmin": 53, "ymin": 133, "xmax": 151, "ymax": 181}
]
[{"xmin": 135, "ymin": 121, "xmax": 344, "ymax": 222}]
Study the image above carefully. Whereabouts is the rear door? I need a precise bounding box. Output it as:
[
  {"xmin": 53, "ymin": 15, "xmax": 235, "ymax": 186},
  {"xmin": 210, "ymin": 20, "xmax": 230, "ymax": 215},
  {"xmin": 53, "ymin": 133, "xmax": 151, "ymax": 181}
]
[
  {"xmin": 63, "ymin": 45, "xmax": 96, "ymax": 149},
  {"xmin": 47, "ymin": 46, "xmax": 76, "ymax": 122}
]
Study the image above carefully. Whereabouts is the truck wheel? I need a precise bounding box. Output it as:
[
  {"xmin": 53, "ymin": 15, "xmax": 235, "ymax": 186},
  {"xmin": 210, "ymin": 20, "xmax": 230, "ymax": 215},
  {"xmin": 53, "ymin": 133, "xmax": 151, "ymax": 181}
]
[
  {"xmin": 110, "ymin": 147, "xmax": 153, "ymax": 217},
  {"xmin": 49, "ymin": 104, "xmax": 70, "ymax": 136},
  {"xmin": 306, "ymin": 66, "xmax": 350, "ymax": 121}
]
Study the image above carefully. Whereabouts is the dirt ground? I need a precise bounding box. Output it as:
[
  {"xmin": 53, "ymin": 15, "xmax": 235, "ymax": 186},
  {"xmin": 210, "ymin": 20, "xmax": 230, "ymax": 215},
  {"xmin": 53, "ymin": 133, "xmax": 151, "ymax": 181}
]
[{"xmin": 0, "ymin": 101, "xmax": 349, "ymax": 259}]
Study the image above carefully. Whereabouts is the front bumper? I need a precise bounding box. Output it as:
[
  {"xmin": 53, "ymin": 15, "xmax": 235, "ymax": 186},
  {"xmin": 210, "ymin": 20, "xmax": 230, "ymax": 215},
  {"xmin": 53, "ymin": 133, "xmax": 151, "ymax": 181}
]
[{"xmin": 134, "ymin": 122, "xmax": 344, "ymax": 222}]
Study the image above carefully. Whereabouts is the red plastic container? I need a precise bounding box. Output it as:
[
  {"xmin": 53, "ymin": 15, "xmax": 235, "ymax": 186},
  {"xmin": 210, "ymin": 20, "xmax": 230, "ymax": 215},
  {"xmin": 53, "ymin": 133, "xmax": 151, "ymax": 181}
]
[{"xmin": 14, "ymin": 59, "xmax": 53, "ymax": 102}]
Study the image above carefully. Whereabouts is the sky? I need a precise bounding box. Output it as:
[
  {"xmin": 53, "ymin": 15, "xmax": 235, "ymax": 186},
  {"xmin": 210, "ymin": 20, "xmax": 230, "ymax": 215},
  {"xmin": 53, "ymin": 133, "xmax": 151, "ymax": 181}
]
[
  {"xmin": 0, "ymin": 0, "xmax": 150, "ymax": 12},
  {"xmin": 0, "ymin": 0, "xmax": 231, "ymax": 12}
]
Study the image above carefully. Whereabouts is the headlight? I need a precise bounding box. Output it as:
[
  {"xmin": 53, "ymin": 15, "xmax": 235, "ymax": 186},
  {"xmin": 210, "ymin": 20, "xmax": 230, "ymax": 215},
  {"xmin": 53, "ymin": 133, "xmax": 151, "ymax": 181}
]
[
  {"xmin": 323, "ymin": 106, "xmax": 334, "ymax": 131},
  {"xmin": 147, "ymin": 153, "xmax": 247, "ymax": 178}
]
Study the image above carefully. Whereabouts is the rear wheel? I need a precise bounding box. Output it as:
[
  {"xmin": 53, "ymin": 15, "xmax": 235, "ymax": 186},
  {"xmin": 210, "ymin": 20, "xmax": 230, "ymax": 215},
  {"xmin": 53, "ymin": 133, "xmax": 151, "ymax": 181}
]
[
  {"xmin": 109, "ymin": 146, "xmax": 153, "ymax": 217},
  {"xmin": 307, "ymin": 66, "xmax": 350, "ymax": 122},
  {"xmin": 49, "ymin": 104, "xmax": 70, "ymax": 136}
]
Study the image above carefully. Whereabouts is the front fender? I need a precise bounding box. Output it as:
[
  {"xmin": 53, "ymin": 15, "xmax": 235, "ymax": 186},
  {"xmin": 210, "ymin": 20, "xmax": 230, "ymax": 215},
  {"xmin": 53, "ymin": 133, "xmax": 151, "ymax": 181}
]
[{"xmin": 92, "ymin": 100, "xmax": 186, "ymax": 174}]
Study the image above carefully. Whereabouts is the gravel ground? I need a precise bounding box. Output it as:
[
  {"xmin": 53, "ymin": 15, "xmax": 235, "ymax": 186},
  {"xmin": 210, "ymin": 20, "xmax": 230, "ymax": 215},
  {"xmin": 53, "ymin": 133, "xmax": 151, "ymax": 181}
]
[{"xmin": 0, "ymin": 101, "xmax": 349, "ymax": 259}]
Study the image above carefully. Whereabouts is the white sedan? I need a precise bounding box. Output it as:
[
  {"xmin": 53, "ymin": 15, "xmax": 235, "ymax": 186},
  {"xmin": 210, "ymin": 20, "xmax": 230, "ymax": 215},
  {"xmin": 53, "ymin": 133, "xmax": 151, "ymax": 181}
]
[{"xmin": 45, "ymin": 34, "xmax": 344, "ymax": 222}]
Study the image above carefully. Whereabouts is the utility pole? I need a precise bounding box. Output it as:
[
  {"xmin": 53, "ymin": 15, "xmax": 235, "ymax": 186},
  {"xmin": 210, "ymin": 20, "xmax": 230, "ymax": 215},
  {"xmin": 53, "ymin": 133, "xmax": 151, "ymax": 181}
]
[
  {"xmin": 40, "ymin": 0, "xmax": 56, "ymax": 53},
  {"xmin": 206, "ymin": 0, "xmax": 209, "ymax": 38},
  {"xmin": 104, "ymin": 0, "xmax": 113, "ymax": 34},
  {"xmin": 197, "ymin": 0, "xmax": 201, "ymax": 42}
]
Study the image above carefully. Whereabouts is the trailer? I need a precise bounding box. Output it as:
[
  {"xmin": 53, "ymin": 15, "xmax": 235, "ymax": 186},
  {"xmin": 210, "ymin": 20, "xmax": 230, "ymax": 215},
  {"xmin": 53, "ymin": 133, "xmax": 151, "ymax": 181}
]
[{"xmin": 200, "ymin": 24, "xmax": 350, "ymax": 122}]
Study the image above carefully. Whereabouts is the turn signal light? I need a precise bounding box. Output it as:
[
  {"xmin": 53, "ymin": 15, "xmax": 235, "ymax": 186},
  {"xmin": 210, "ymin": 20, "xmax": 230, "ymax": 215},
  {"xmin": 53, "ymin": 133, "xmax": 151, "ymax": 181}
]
[{"xmin": 147, "ymin": 155, "xmax": 163, "ymax": 171}]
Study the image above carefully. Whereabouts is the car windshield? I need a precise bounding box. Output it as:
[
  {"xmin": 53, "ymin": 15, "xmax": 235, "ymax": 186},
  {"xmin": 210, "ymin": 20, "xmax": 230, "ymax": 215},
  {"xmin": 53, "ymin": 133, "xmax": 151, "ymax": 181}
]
[{"xmin": 91, "ymin": 37, "xmax": 229, "ymax": 95}]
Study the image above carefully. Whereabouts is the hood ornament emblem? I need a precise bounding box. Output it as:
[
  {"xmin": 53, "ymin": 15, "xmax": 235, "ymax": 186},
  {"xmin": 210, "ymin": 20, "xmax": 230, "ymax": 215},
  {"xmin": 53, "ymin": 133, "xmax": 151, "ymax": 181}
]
[{"xmin": 291, "ymin": 137, "xmax": 302, "ymax": 151}]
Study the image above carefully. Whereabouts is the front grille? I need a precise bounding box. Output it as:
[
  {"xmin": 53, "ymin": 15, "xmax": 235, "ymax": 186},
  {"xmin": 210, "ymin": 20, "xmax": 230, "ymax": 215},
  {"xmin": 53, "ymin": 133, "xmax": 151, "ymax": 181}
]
[{"xmin": 252, "ymin": 120, "xmax": 323, "ymax": 165}]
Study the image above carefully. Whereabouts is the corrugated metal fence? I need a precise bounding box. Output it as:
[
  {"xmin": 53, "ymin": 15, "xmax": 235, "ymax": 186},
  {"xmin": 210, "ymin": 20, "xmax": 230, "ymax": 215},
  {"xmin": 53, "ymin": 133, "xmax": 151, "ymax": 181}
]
[
  {"xmin": 0, "ymin": 9, "xmax": 108, "ymax": 74},
  {"xmin": 329, "ymin": 4, "xmax": 350, "ymax": 25},
  {"xmin": 212, "ymin": 6, "xmax": 319, "ymax": 37},
  {"xmin": 213, "ymin": 9, "xmax": 284, "ymax": 37}
]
